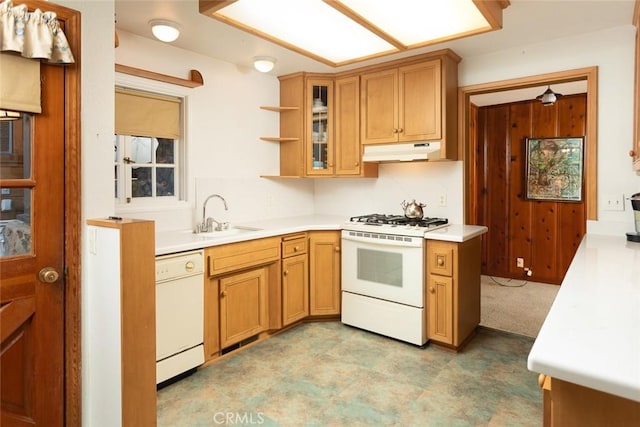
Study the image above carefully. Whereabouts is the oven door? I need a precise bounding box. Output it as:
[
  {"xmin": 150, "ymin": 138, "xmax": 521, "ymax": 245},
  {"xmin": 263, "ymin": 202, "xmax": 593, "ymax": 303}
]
[{"xmin": 341, "ymin": 230, "xmax": 424, "ymax": 307}]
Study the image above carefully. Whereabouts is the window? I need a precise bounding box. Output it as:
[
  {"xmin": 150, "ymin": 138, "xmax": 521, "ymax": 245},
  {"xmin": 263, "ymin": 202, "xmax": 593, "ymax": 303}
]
[{"xmin": 115, "ymin": 87, "xmax": 183, "ymax": 204}]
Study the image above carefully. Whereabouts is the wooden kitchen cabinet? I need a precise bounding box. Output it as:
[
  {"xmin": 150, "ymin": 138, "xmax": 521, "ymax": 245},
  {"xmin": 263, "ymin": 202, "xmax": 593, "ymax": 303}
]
[
  {"xmin": 426, "ymin": 237, "xmax": 481, "ymax": 349},
  {"xmin": 219, "ymin": 266, "xmax": 269, "ymax": 348},
  {"xmin": 281, "ymin": 234, "xmax": 309, "ymax": 326},
  {"xmin": 205, "ymin": 237, "xmax": 280, "ymax": 354},
  {"xmin": 309, "ymin": 230, "xmax": 341, "ymax": 315},
  {"xmin": 540, "ymin": 376, "xmax": 640, "ymax": 426},
  {"xmin": 360, "ymin": 51, "xmax": 460, "ymax": 159},
  {"xmin": 264, "ymin": 73, "xmax": 376, "ymax": 178},
  {"xmin": 334, "ymin": 75, "xmax": 378, "ymax": 177}
]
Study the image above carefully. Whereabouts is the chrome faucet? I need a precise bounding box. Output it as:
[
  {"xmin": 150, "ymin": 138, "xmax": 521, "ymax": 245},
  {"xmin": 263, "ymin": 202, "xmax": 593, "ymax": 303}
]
[{"xmin": 196, "ymin": 194, "xmax": 229, "ymax": 233}]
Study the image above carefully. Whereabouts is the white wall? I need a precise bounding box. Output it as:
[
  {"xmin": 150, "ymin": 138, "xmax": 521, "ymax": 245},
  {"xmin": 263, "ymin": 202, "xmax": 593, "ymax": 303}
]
[
  {"xmin": 317, "ymin": 25, "xmax": 639, "ymax": 235},
  {"xmin": 114, "ymin": 30, "xmax": 315, "ymax": 232}
]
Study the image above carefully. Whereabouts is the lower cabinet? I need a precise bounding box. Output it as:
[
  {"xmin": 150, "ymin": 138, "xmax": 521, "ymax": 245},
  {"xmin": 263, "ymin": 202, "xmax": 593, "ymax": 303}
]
[
  {"xmin": 309, "ymin": 230, "xmax": 341, "ymax": 315},
  {"xmin": 281, "ymin": 234, "xmax": 309, "ymax": 326},
  {"xmin": 426, "ymin": 237, "xmax": 481, "ymax": 348},
  {"xmin": 219, "ymin": 266, "xmax": 269, "ymax": 349}
]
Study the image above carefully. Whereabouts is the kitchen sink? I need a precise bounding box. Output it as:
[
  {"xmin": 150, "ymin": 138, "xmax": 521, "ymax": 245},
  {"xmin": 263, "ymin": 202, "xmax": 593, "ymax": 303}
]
[{"xmin": 190, "ymin": 225, "xmax": 262, "ymax": 238}]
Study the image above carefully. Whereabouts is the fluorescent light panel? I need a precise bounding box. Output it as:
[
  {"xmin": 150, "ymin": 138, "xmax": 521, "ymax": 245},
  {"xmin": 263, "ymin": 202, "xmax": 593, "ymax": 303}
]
[
  {"xmin": 209, "ymin": 0, "xmax": 503, "ymax": 65},
  {"xmin": 340, "ymin": 0, "xmax": 492, "ymax": 46},
  {"xmin": 215, "ymin": 0, "xmax": 397, "ymax": 63}
]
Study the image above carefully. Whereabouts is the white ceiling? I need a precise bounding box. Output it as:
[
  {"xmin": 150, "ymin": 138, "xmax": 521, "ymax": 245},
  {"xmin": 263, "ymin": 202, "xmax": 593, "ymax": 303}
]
[{"xmin": 114, "ymin": 0, "xmax": 634, "ymax": 103}]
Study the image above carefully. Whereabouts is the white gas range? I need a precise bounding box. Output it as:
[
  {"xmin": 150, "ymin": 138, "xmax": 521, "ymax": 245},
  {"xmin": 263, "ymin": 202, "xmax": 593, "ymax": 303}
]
[{"xmin": 340, "ymin": 214, "xmax": 449, "ymax": 346}]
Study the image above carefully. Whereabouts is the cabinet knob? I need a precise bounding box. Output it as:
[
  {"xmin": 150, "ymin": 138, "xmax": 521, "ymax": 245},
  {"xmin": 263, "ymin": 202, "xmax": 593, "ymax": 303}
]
[
  {"xmin": 630, "ymin": 150, "xmax": 637, "ymax": 157},
  {"xmin": 294, "ymin": 245, "xmax": 299, "ymax": 251},
  {"xmin": 335, "ymin": 246, "xmax": 340, "ymax": 252},
  {"xmin": 393, "ymin": 128, "xmax": 399, "ymax": 134},
  {"xmin": 355, "ymin": 162, "xmax": 359, "ymax": 166},
  {"xmin": 220, "ymin": 290, "xmax": 227, "ymax": 297},
  {"xmin": 398, "ymin": 128, "xmax": 403, "ymax": 133},
  {"xmin": 283, "ymin": 270, "xmax": 288, "ymax": 276},
  {"xmin": 429, "ymin": 287, "xmax": 435, "ymax": 294},
  {"xmin": 437, "ymin": 258, "xmax": 445, "ymax": 266}
]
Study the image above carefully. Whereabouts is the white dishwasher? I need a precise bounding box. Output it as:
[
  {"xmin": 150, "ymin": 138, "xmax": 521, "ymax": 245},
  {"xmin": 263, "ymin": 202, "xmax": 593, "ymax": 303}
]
[{"xmin": 155, "ymin": 249, "xmax": 205, "ymax": 385}]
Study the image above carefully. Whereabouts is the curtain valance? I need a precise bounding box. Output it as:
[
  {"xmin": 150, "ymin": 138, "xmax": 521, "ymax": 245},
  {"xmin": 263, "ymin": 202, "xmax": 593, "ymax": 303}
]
[{"xmin": 0, "ymin": 0, "xmax": 74, "ymax": 64}]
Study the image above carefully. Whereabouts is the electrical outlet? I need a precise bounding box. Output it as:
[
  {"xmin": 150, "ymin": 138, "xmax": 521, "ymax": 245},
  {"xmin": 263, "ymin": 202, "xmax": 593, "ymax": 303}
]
[
  {"xmin": 516, "ymin": 257, "xmax": 524, "ymax": 268},
  {"xmin": 438, "ymin": 193, "xmax": 447, "ymax": 207},
  {"xmin": 603, "ymin": 194, "xmax": 625, "ymax": 211},
  {"xmin": 1, "ymin": 188, "xmax": 9, "ymax": 195}
]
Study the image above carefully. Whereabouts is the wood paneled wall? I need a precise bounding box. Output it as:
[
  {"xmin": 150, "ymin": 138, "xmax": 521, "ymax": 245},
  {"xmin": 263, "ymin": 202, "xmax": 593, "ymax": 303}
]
[{"xmin": 474, "ymin": 94, "xmax": 587, "ymax": 285}]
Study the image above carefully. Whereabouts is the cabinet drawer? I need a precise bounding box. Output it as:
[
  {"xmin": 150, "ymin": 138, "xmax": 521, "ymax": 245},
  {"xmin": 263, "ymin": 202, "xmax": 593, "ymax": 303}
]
[
  {"xmin": 281, "ymin": 234, "xmax": 307, "ymax": 258},
  {"xmin": 207, "ymin": 237, "xmax": 280, "ymax": 277},
  {"xmin": 427, "ymin": 241, "xmax": 455, "ymax": 277}
]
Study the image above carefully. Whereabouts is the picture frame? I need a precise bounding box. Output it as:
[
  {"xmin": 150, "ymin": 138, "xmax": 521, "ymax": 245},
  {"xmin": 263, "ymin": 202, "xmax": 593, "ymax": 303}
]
[{"xmin": 525, "ymin": 137, "xmax": 584, "ymax": 202}]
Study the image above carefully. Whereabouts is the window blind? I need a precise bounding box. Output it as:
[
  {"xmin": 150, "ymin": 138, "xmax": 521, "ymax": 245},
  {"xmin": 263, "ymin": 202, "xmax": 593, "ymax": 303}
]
[
  {"xmin": 115, "ymin": 87, "xmax": 181, "ymax": 139},
  {"xmin": 0, "ymin": 52, "xmax": 41, "ymax": 113}
]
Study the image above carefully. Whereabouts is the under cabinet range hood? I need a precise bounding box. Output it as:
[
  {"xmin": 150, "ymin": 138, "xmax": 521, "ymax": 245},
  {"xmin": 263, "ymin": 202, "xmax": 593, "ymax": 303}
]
[{"xmin": 362, "ymin": 142, "xmax": 441, "ymax": 162}]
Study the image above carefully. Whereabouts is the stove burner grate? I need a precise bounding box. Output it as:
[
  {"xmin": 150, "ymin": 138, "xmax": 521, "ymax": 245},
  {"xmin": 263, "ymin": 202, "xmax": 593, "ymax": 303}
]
[{"xmin": 349, "ymin": 214, "xmax": 448, "ymax": 228}]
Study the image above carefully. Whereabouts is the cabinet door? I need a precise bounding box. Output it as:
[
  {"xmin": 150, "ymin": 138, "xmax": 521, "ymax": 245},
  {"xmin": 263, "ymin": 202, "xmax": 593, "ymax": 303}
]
[
  {"xmin": 282, "ymin": 254, "xmax": 309, "ymax": 326},
  {"xmin": 361, "ymin": 68, "xmax": 398, "ymax": 144},
  {"xmin": 219, "ymin": 266, "xmax": 268, "ymax": 348},
  {"xmin": 306, "ymin": 78, "xmax": 334, "ymax": 176},
  {"xmin": 399, "ymin": 60, "xmax": 442, "ymax": 142},
  {"xmin": 309, "ymin": 231, "xmax": 341, "ymax": 315},
  {"xmin": 335, "ymin": 75, "xmax": 361, "ymax": 176},
  {"xmin": 427, "ymin": 274, "xmax": 453, "ymax": 344}
]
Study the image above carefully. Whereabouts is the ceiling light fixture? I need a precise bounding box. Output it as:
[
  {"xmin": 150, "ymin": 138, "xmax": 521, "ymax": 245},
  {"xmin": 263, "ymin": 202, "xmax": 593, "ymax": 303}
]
[
  {"xmin": 536, "ymin": 86, "xmax": 563, "ymax": 106},
  {"xmin": 149, "ymin": 19, "xmax": 181, "ymax": 43},
  {"xmin": 253, "ymin": 56, "xmax": 276, "ymax": 73},
  {"xmin": 201, "ymin": 0, "xmax": 509, "ymax": 66}
]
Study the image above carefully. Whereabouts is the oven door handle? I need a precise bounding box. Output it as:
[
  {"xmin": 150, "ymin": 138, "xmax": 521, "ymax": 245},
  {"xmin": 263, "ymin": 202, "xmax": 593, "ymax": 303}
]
[{"xmin": 341, "ymin": 233, "xmax": 423, "ymax": 248}]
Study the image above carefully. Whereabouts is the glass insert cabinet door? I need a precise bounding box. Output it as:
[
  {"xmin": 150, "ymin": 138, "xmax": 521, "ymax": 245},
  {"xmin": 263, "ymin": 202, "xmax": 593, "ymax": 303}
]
[{"xmin": 306, "ymin": 79, "xmax": 333, "ymax": 175}]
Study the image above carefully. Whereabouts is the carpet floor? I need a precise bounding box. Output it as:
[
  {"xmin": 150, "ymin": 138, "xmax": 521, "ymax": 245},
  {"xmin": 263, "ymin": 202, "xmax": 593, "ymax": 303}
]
[
  {"xmin": 158, "ymin": 322, "xmax": 541, "ymax": 426},
  {"xmin": 480, "ymin": 275, "xmax": 559, "ymax": 338}
]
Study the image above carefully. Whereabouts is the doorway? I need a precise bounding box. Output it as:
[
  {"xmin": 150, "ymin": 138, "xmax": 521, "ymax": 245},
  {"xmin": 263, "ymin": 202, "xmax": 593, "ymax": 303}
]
[{"xmin": 459, "ymin": 67, "xmax": 597, "ymax": 284}]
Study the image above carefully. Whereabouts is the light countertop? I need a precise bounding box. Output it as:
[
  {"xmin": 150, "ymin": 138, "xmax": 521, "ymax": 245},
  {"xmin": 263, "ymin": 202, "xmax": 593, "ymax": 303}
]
[
  {"xmin": 527, "ymin": 234, "xmax": 640, "ymax": 402},
  {"xmin": 155, "ymin": 215, "xmax": 347, "ymax": 255},
  {"xmin": 155, "ymin": 216, "xmax": 488, "ymax": 255},
  {"xmin": 423, "ymin": 224, "xmax": 488, "ymax": 242}
]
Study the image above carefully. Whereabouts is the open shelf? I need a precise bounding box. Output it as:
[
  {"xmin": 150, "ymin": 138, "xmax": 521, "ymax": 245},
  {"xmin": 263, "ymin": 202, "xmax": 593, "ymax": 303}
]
[
  {"xmin": 260, "ymin": 137, "xmax": 299, "ymax": 142},
  {"xmin": 115, "ymin": 63, "xmax": 203, "ymax": 88},
  {"xmin": 260, "ymin": 106, "xmax": 300, "ymax": 112}
]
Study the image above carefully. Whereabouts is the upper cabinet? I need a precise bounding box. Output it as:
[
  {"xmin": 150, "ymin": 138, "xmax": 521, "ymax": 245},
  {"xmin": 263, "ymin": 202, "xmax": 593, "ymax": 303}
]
[
  {"xmin": 360, "ymin": 51, "xmax": 460, "ymax": 159},
  {"xmin": 361, "ymin": 60, "xmax": 441, "ymax": 143},
  {"xmin": 261, "ymin": 49, "xmax": 460, "ymax": 177}
]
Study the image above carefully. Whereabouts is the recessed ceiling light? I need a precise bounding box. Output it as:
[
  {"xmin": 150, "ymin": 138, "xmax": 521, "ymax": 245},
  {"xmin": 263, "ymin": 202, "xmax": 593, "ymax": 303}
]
[{"xmin": 149, "ymin": 19, "xmax": 181, "ymax": 43}]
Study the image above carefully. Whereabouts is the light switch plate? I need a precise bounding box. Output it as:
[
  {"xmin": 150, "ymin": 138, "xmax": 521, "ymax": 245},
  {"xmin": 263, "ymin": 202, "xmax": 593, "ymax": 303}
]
[{"xmin": 603, "ymin": 194, "xmax": 625, "ymax": 211}]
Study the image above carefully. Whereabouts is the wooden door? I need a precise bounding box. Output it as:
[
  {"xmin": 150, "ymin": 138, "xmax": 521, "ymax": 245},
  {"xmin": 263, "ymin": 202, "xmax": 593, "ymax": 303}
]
[
  {"xmin": 309, "ymin": 231, "xmax": 341, "ymax": 315},
  {"xmin": 360, "ymin": 68, "xmax": 398, "ymax": 144},
  {"xmin": 398, "ymin": 60, "xmax": 441, "ymax": 142},
  {"xmin": 1, "ymin": 63, "xmax": 65, "ymax": 426}
]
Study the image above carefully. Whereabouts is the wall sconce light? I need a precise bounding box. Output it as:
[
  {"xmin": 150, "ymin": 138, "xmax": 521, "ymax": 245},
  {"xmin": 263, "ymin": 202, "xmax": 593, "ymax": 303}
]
[
  {"xmin": 149, "ymin": 19, "xmax": 181, "ymax": 43},
  {"xmin": 0, "ymin": 110, "xmax": 20, "ymax": 121},
  {"xmin": 536, "ymin": 86, "xmax": 563, "ymax": 106},
  {"xmin": 253, "ymin": 56, "xmax": 276, "ymax": 73}
]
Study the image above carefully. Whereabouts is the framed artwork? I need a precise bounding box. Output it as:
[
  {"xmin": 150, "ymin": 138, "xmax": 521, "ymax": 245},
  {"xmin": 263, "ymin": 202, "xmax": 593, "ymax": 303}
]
[{"xmin": 525, "ymin": 137, "xmax": 584, "ymax": 202}]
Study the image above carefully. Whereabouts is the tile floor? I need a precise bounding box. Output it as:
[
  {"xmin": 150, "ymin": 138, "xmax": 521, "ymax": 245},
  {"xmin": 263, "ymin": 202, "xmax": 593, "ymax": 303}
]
[{"xmin": 158, "ymin": 322, "xmax": 541, "ymax": 426}]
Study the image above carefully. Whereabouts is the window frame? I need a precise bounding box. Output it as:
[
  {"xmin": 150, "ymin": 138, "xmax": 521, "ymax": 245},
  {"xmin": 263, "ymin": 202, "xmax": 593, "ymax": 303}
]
[{"xmin": 114, "ymin": 72, "xmax": 190, "ymax": 213}]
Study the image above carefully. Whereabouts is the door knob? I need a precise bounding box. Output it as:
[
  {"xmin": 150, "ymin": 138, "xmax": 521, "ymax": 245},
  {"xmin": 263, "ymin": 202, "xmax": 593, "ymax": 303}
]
[{"xmin": 39, "ymin": 267, "xmax": 60, "ymax": 283}]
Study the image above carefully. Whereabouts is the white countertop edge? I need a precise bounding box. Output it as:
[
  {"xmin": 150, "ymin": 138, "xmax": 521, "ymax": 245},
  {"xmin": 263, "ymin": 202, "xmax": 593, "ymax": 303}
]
[{"xmin": 423, "ymin": 224, "xmax": 488, "ymax": 242}]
